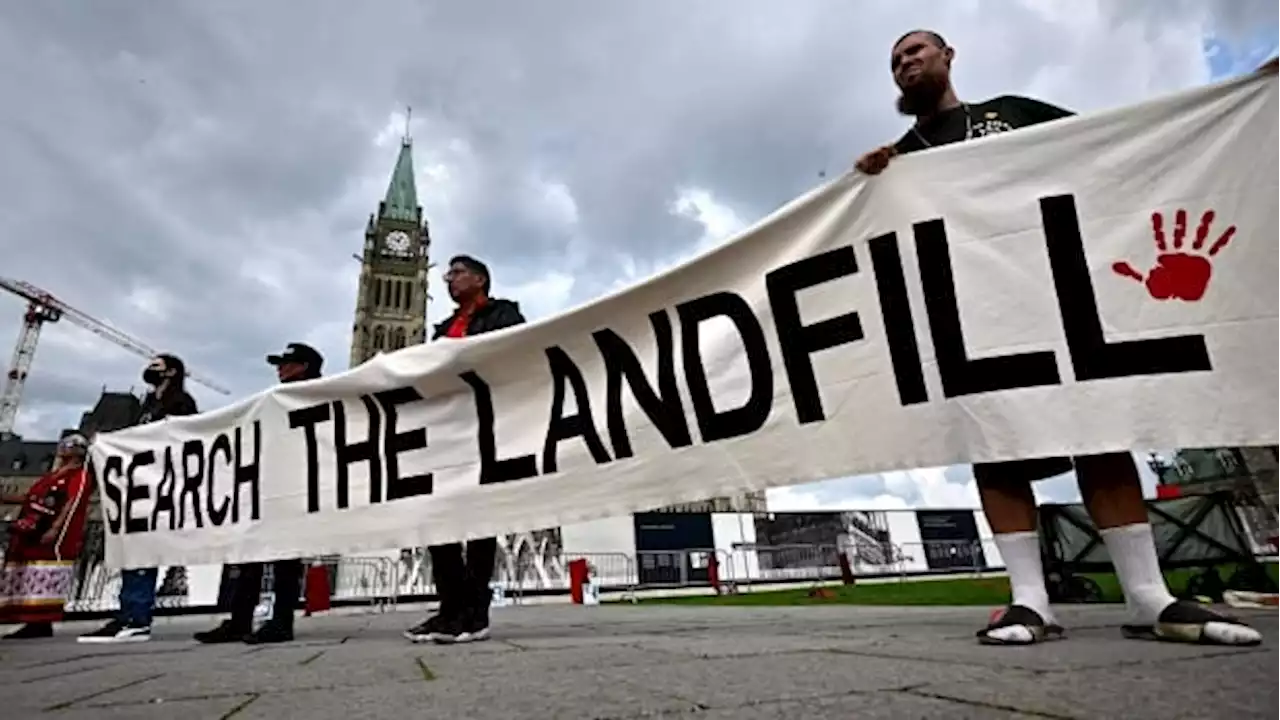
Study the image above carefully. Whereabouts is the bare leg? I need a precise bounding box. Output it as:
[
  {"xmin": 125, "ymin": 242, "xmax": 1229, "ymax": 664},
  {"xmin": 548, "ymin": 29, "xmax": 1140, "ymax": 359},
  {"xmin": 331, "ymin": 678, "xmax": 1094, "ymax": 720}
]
[
  {"xmin": 1077, "ymin": 452, "xmax": 1261, "ymax": 645},
  {"xmin": 1077, "ymin": 452, "xmax": 1173, "ymax": 625},
  {"xmin": 975, "ymin": 460, "xmax": 1063, "ymax": 645},
  {"xmin": 978, "ymin": 469, "xmax": 1038, "ymax": 533},
  {"xmin": 1076, "ymin": 452, "xmax": 1147, "ymax": 530}
]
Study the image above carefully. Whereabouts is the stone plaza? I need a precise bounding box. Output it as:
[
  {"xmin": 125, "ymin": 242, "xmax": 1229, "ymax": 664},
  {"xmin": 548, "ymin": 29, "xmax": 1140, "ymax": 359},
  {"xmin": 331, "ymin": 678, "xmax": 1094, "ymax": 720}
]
[{"xmin": 2, "ymin": 603, "xmax": 1275, "ymax": 719}]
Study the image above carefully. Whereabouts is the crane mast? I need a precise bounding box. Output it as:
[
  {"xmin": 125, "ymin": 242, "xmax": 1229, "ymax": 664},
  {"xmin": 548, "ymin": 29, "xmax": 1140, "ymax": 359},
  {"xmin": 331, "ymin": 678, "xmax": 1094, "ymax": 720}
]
[{"xmin": 0, "ymin": 277, "xmax": 231, "ymax": 437}]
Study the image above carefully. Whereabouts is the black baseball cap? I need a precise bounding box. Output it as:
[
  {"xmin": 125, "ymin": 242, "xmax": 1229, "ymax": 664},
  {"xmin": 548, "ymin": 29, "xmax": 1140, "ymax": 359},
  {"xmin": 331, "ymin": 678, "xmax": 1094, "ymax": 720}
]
[{"xmin": 266, "ymin": 342, "xmax": 324, "ymax": 373}]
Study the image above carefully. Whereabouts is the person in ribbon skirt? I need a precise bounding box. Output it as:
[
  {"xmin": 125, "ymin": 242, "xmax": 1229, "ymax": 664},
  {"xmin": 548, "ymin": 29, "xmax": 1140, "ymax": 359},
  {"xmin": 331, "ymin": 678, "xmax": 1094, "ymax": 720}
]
[
  {"xmin": 194, "ymin": 343, "xmax": 322, "ymax": 645},
  {"xmin": 79, "ymin": 354, "xmax": 199, "ymax": 644},
  {"xmin": 853, "ymin": 29, "xmax": 1265, "ymax": 647},
  {"xmin": 0, "ymin": 433, "xmax": 93, "ymax": 640},
  {"xmin": 404, "ymin": 255, "xmax": 526, "ymax": 645}
]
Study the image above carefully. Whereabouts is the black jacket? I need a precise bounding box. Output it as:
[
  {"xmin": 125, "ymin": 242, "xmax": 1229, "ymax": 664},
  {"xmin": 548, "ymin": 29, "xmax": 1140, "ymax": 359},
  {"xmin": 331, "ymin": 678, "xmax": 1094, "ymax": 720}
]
[
  {"xmin": 136, "ymin": 388, "xmax": 198, "ymax": 426},
  {"xmin": 431, "ymin": 298, "xmax": 526, "ymax": 340}
]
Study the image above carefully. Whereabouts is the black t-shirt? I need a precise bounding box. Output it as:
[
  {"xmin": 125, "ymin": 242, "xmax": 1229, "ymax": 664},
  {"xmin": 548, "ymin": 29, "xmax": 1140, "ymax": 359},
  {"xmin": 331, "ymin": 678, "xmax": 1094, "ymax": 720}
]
[{"xmin": 893, "ymin": 95, "xmax": 1074, "ymax": 155}]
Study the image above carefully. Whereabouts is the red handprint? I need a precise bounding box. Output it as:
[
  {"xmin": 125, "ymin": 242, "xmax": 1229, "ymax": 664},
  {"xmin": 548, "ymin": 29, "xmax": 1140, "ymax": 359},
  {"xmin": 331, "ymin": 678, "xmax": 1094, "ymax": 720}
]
[{"xmin": 1111, "ymin": 209, "xmax": 1236, "ymax": 302}]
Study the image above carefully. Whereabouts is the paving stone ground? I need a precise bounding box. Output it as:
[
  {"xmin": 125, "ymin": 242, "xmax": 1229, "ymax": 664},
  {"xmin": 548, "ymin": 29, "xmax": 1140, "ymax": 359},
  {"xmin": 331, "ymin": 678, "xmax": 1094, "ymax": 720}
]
[{"xmin": 1, "ymin": 604, "xmax": 1274, "ymax": 719}]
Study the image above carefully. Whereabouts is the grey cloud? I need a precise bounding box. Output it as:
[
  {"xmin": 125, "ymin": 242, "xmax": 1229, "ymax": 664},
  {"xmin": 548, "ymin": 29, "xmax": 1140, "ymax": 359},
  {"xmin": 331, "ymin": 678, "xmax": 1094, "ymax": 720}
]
[
  {"xmin": 792, "ymin": 474, "xmax": 900, "ymax": 506},
  {"xmin": 17, "ymin": 369, "xmax": 112, "ymax": 411},
  {"xmin": 1103, "ymin": 0, "xmax": 1277, "ymax": 44},
  {"xmin": 942, "ymin": 465, "xmax": 974, "ymax": 486},
  {"xmin": 0, "ymin": 1, "xmax": 1273, "ymax": 459}
]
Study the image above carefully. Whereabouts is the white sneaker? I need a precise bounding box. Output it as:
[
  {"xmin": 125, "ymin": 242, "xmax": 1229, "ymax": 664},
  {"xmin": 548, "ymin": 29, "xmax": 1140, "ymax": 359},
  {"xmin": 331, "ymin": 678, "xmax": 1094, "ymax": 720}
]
[{"xmin": 77, "ymin": 619, "xmax": 152, "ymax": 644}]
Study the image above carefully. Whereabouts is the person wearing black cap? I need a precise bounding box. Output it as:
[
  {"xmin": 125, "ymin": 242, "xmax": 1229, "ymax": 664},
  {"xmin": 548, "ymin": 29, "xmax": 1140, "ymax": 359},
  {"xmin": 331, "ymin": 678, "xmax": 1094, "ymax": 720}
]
[
  {"xmin": 404, "ymin": 254, "xmax": 525, "ymax": 645},
  {"xmin": 265, "ymin": 342, "xmax": 325, "ymax": 383},
  {"xmin": 193, "ymin": 342, "xmax": 323, "ymax": 645}
]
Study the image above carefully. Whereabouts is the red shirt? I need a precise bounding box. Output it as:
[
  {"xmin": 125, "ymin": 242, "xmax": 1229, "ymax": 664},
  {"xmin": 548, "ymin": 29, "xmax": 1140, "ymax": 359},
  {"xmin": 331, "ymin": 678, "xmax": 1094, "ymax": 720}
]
[{"xmin": 444, "ymin": 297, "xmax": 487, "ymax": 338}]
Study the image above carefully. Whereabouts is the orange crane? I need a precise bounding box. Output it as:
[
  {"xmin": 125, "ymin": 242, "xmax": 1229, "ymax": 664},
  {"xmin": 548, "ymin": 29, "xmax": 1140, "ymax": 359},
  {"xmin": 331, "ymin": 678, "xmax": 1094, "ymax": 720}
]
[{"xmin": 0, "ymin": 277, "xmax": 231, "ymax": 437}]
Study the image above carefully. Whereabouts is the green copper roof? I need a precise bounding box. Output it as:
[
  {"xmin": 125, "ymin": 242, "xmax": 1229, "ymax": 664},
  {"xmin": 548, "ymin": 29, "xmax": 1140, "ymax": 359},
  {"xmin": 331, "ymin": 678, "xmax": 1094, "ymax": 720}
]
[{"xmin": 381, "ymin": 139, "xmax": 419, "ymax": 223}]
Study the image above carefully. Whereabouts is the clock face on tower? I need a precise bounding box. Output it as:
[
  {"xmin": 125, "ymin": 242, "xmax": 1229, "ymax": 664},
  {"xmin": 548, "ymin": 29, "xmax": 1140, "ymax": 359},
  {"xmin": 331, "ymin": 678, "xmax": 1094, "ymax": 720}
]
[{"xmin": 383, "ymin": 230, "xmax": 412, "ymax": 256}]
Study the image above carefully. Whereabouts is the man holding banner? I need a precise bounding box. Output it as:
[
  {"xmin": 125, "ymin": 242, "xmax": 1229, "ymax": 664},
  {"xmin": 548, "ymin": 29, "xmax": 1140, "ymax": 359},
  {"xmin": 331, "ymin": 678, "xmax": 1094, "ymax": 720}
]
[
  {"xmin": 855, "ymin": 29, "xmax": 1264, "ymax": 647},
  {"xmin": 404, "ymin": 255, "xmax": 526, "ymax": 645},
  {"xmin": 193, "ymin": 343, "xmax": 322, "ymax": 646}
]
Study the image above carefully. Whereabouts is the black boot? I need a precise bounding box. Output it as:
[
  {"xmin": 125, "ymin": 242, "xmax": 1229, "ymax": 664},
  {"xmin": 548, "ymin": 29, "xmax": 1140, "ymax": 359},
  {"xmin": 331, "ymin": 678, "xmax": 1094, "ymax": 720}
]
[
  {"xmin": 462, "ymin": 605, "xmax": 492, "ymax": 643},
  {"xmin": 194, "ymin": 619, "xmax": 251, "ymax": 644},
  {"xmin": 3, "ymin": 622, "xmax": 53, "ymax": 640},
  {"xmin": 243, "ymin": 620, "xmax": 293, "ymax": 645}
]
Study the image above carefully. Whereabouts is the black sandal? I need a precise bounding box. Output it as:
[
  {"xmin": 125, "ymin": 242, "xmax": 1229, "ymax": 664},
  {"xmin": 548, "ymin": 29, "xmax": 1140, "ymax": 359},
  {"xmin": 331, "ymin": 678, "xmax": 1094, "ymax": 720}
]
[
  {"xmin": 1121, "ymin": 600, "xmax": 1263, "ymax": 646},
  {"xmin": 977, "ymin": 604, "xmax": 1065, "ymax": 646}
]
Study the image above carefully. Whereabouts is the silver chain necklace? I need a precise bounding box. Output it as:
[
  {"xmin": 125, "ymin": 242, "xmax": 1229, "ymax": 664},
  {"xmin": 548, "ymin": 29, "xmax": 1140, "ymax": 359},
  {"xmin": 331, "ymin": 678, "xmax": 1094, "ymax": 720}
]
[{"xmin": 912, "ymin": 103, "xmax": 972, "ymax": 148}]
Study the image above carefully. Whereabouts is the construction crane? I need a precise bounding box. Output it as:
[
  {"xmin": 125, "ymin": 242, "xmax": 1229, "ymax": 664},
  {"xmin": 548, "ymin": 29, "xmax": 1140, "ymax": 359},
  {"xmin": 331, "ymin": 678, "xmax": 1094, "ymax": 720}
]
[{"xmin": 0, "ymin": 277, "xmax": 231, "ymax": 437}]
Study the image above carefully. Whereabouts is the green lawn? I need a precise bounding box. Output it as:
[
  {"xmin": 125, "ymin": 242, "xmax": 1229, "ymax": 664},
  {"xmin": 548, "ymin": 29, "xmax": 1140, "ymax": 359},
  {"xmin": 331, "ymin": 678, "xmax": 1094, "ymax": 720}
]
[{"xmin": 634, "ymin": 564, "xmax": 1278, "ymax": 607}]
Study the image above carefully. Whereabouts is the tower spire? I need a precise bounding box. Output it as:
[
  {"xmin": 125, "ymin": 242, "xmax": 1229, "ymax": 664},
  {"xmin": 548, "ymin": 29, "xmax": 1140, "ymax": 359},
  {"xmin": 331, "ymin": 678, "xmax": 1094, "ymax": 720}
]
[
  {"xmin": 380, "ymin": 109, "xmax": 418, "ymax": 223},
  {"xmin": 403, "ymin": 105, "xmax": 412, "ymax": 146}
]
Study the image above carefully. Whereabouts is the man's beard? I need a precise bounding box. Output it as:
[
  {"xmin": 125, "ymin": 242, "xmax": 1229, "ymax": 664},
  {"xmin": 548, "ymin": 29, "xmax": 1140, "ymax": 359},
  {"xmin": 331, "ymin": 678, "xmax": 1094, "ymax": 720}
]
[{"xmin": 896, "ymin": 74, "xmax": 947, "ymax": 117}]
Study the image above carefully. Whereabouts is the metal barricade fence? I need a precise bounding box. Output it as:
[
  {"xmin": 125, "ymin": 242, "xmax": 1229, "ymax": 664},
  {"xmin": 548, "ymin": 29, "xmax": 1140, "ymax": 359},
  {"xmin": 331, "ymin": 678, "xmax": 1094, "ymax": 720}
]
[
  {"xmin": 888, "ymin": 541, "xmax": 989, "ymax": 578},
  {"xmin": 3, "ymin": 532, "xmax": 1008, "ymax": 615},
  {"xmin": 508, "ymin": 552, "xmax": 637, "ymax": 604},
  {"xmin": 721, "ymin": 540, "xmax": 996, "ymax": 587},
  {"xmin": 1235, "ymin": 481, "xmax": 1279, "ymax": 556},
  {"xmin": 635, "ymin": 548, "xmax": 731, "ymax": 588},
  {"xmin": 720, "ymin": 545, "xmax": 843, "ymax": 585},
  {"xmin": 326, "ymin": 556, "xmax": 398, "ymax": 612},
  {"xmin": 395, "ymin": 547, "xmax": 434, "ymax": 598},
  {"xmin": 65, "ymin": 561, "xmax": 121, "ymax": 613},
  {"xmin": 573, "ymin": 552, "xmax": 638, "ymax": 595},
  {"xmin": 381, "ymin": 549, "xmax": 639, "ymax": 605}
]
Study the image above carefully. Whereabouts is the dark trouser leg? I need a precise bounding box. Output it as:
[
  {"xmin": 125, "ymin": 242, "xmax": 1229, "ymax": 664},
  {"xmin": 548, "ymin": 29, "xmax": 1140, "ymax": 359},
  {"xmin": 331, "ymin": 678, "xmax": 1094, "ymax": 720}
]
[
  {"xmin": 269, "ymin": 560, "xmax": 303, "ymax": 628},
  {"xmin": 429, "ymin": 544, "xmax": 465, "ymax": 618},
  {"xmin": 464, "ymin": 537, "xmax": 498, "ymax": 618},
  {"xmin": 228, "ymin": 563, "xmax": 265, "ymax": 631},
  {"xmin": 119, "ymin": 568, "xmax": 160, "ymax": 626}
]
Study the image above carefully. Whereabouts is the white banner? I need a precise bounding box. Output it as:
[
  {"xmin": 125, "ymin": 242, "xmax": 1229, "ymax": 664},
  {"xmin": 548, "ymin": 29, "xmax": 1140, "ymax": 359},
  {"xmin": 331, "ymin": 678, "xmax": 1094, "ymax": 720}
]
[{"xmin": 93, "ymin": 73, "xmax": 1279, "ymax": 569}]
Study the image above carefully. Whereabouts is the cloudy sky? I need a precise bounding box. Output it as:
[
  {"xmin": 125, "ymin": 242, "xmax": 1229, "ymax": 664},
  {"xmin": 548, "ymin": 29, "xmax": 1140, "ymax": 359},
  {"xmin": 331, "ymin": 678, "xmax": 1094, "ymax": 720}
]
[{"xmin": 2, "ymin": 1, "xmax": 1276, "ymax": 511}]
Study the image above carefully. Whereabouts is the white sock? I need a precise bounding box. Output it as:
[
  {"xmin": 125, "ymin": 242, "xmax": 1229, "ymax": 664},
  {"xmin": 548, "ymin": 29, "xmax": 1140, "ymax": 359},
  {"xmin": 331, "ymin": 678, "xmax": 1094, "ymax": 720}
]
[
  {"xmin": 1100, "ymin": 523, "xmax": 1176, "ymax": 625},
  {"xmin": 994, "ymin": 531, "xmax": 1054, "ymax": 623}
]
